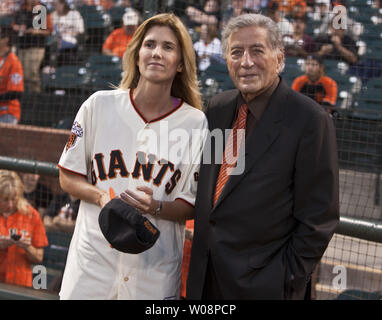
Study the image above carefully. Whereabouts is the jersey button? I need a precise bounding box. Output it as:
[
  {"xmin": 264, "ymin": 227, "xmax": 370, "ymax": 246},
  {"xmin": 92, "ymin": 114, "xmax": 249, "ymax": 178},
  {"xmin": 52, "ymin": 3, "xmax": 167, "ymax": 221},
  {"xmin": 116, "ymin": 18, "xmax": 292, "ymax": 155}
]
[{"xmin": 124, "ymin": 276, "xmax": 129, "ymax": 282}]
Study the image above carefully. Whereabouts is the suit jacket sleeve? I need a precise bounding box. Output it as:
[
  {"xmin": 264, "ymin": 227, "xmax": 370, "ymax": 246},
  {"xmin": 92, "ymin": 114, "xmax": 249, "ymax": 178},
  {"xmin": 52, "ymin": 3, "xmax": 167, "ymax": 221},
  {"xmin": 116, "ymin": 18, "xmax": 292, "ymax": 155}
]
[{"xmin": 285, "ymin": 109, "xmax": 339, "ymax": 298}]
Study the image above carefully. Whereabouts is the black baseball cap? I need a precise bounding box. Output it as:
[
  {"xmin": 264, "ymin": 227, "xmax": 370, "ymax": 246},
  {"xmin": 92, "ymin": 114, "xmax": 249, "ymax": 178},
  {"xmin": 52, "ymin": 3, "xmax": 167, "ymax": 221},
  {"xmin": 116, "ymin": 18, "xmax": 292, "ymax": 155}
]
[{"xmin": 99, "ymin": 198, "xmax": 160, "ymax": 254}]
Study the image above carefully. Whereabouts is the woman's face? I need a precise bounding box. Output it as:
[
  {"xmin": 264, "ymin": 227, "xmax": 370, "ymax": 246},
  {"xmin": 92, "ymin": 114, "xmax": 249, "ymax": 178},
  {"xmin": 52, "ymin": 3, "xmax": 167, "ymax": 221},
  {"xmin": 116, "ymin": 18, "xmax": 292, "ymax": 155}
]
[
  {"xmin": 55, "ymin": 1, "xmax": 65, "ymax": 13},
  {"xmin": 137, "ymin": 25, "xmax": 183, "ymax": 85},
  {"xmin": 0, "ymin": 196, "xmax": 17, "ymax": 217},
  {"xmin": 200, "ymin": 24, "xmax": 208, "ymax": 41}
]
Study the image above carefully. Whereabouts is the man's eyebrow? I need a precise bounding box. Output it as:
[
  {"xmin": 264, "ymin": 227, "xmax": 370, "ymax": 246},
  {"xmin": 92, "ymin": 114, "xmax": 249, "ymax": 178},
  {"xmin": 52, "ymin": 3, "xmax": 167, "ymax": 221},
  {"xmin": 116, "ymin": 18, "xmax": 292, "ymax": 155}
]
[
  {"xmin": 230, "ymin": 43, "xmax": 266, "ymax": 50},
  {"xmin": 250, "ymin": 43, "xmax": 266, "ymax": 49}
]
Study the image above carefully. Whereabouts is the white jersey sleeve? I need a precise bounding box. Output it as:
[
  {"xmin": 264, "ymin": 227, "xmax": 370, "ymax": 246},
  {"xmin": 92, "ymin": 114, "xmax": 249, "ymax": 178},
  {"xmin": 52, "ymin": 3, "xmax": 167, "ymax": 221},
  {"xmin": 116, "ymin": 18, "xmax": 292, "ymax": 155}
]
[
  {"xmin": 173, "ymin": 114, "xmax": 208, "ymax": 207},
  {"xmin": 58, "ymin": 96, "xmax": 94, "ymax": 177}
]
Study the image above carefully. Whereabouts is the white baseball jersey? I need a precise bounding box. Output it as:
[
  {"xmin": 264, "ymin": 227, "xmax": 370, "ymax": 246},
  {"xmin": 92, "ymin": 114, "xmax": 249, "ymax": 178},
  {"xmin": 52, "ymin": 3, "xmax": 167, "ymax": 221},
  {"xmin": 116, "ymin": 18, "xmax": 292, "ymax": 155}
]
[{"xmin": 58, "ymin": 88, "xmax": 208, "ymax": 300}]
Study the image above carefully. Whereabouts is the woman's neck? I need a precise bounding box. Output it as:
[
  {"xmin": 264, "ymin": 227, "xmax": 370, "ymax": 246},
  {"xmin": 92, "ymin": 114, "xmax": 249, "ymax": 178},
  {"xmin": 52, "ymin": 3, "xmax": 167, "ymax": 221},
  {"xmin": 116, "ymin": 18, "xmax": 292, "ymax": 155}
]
[{"xmin": 133, "ymin": 82, "xmax": 175, "ymax": 120}]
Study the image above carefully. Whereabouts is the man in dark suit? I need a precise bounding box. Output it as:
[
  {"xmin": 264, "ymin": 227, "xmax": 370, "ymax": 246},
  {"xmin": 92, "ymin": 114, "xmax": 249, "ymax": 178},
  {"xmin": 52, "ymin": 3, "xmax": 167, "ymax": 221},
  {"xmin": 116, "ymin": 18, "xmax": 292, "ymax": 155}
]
[{"xmin": 186, "ymin": 13, "xmax": 339, "ymax": 300}]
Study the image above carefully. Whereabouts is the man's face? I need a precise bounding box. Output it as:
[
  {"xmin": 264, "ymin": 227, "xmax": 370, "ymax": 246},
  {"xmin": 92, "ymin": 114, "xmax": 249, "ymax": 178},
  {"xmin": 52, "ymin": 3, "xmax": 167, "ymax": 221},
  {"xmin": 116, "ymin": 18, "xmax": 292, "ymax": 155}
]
[
  {"xmin": 232, "ymin": 0, "xmax": 244, "ymax": 10},
  {"xmin": 0, "ymin": 36, "xmax": 8, "ymax": 49},
  {"xmin": 293, "ymin": 20, "xmax": 306, "ymax": 34},
  {"xmin": 305, "ymin": 59, "xmax": 321, "ymax": 80},
  {"xmin": 124, "ymin": 25, "xmax": 138, "ymax": 36},
  {"xmin": 226, "ymin": 26, "xmax": 283, "ymax": 101},
  {"xmin": 21, "ymin": 173, "xmax": 39, "ymax": 190}
]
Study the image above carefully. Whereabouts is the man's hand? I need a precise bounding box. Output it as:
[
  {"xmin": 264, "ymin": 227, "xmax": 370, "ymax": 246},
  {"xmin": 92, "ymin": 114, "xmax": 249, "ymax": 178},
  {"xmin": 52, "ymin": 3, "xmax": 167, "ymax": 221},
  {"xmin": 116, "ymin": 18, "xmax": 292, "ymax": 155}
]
[
  {"xmin": 319, "ymin": 44, "xmax": 333, "ymax": 55},
  {"xmin": 331, "ymin": 35, "xmax": 342, "ymax": 47}
]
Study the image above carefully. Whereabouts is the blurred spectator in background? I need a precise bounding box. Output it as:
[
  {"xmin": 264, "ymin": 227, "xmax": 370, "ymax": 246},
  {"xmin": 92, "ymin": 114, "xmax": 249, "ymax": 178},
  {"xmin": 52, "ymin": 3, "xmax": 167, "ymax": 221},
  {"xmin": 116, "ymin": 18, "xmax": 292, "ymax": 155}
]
[
  {"xmin": 21, "ymin": 173, "xmax": 53, "ymax": 218},
  {"xmin": 244, "ymin": 0, "xmax": 269, "ymax": 11},
  {"xmin": 44, "ymin": 192, "xmax": 79, "ymax": 233},
  {"xmin": 288, "ymin": 1, "xmax": 307, "ymax": 20},
  {"xmin": 315, "ymin": 19, "xmax": 358, "ymax": 65},
  {"xmin": 0, "ymin": 27, "xmax": 24, "ymax": 125},
  {"xmin": 102, "ymin": 9, "xmax": 140, "ymax": 58},
  {"xmin": 81, "ymin": 0, "xmax": 115, "ymax": 10},
  {"xmin": 372, "ymin": 0, "xmax": 382, "ymax": 7},
  {"xmin": 284, "ymin": 16, "xmax": 315, "ymax": 57},
  {"xmin": 222, "ymin": 0, "xmax": 245, "ymax": 29},
  {"xmin": 194, "ymin": 23, "xmax": 222, "ymax": 72},
  {"xmin": 311, "ymin": 0, "xmax": 331, "ymax": 21},
  {"xmin": 371, "ymin": 0, "xmax": 382, "ymax": 25},
  {"xmin": 0, "ymin": 0, "xmax": 20, "ymax": 17},
  {"xmin": 222, "ymin": 0, "xmax": 268, "ymax": 28},
  {"xmin": 185, "ymin": 0, "xmax": 221, "ymax": 29},
  {"xmin": 305, "ymin": 0, "xmax": 317, "ymax": 13},
  {"xmin": 292, "ymin": 54, "xmax": 338, "ymax": 114},
  {"xmin": 317, "ymin": 3, "xmax": 362, "ymax": 40},
  {"xmin": 275, "ymin": 0, "xmax": 307, "ymax": 18},
  {"xmin": 51, "ymin": 0, "xmax": 85, "ymax": 67},
  {"xmin": 13, "ymin": 0, "xmax": 53, "ymax": 93},
  {"xmin": 0, "ymin": 170, "xmax": 48, "ymax": 288},
  {"xmin": 266, "ymin": 1, "xmax": 294, "ymax": 38}
]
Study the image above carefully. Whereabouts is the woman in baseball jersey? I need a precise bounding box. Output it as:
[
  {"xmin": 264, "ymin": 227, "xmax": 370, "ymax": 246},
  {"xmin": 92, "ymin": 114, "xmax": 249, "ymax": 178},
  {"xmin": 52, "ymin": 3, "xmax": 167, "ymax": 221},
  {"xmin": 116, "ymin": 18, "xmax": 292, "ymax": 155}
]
[{"xmin": 58, "ymin": 13, "xmax": 208, "ymax": 299}]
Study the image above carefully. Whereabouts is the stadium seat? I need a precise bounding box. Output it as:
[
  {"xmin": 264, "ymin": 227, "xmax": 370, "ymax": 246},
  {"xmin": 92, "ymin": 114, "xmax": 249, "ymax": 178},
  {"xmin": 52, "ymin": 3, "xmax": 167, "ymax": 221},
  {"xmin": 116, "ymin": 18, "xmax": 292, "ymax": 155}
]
[
  {"xmin": 366, "ymin": 77, "xmax": 382, "ymax": 89},
  {"xmin": 347, "ymin": 0, "xmax": 368, "ymax": 6},
  {"xmin": 305, "ymin": 20, "xmax": 321, "ymax": 37},
  {"xmin": 337, "ymin": 289, "xmax": 382, "ymax": 300},
  {"xmin": 361, "ymin": 24, "xmax": 382, "ymax": 43},
  {"xmin": 85, "ymin": 54, "xmax": 122, "ymax": 70},
  {"xmin": 20, "ymin": 92, "xmax": 86, "ymax": 127},
  {"xmin": 84, "ymin": 54, "xmax": 123, "ymax": 91},
  {"xmin": 327, "ymin": 72, "xmax": 358, "ymax": 110},
  {"xmin": 88, "ymin": 67, "xmax": 123, "ymax": 91},
  {"xmin": 107, "ymin": 6, "xmax": 126, "ymax": 28},
  {"xmin": 0, "ymin": 15, "xmax": 13, "ymax": 27},
  {"xmin": 199, "ymin": 58, "xmax": 235, "ymax": 100},
  {"xmin": 282, "ymin": 57, "xmax": 304, "ymax": 86},
  {"xmin": 78, "ymin": 5, "xmax": 111, "ymax": 53},
  {"xmin": 42, "ymin": 65, "xmax": 90, "ymax": 93},
  {"xmin": 78, "ymin": 5, "xmax": 111, "ymax": 30},
  {"xmin": 42, "ymin": 231, "xmax": 72, "ymax": 272},
  {"xmin": 350, "ymin": 87, "xmax": 382, "ymax": 120}
]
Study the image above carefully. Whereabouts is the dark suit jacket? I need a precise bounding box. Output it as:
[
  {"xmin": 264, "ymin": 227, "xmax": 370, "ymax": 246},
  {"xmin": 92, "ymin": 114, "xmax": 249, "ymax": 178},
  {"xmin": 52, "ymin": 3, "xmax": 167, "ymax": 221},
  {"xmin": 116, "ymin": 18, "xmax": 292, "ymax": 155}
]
[{"xmin": 187, "ymin": 78, "xmax": 339, "ymax": 299}]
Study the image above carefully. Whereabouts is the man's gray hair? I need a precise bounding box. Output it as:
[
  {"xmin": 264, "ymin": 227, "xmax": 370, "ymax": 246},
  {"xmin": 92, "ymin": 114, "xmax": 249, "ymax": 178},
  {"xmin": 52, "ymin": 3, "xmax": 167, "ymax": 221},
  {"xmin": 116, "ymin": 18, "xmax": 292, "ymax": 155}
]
[{"xmin": 222, "ymin": 13, "xmax": 284, "ymax": 64}]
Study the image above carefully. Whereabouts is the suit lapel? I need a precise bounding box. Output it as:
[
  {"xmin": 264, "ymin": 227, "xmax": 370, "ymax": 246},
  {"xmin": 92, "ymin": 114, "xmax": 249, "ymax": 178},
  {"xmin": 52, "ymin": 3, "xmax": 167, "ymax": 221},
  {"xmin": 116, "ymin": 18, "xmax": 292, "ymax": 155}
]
[{"xmin": 211, "ymin": 79, "xmax": 289, "ymax": 212}]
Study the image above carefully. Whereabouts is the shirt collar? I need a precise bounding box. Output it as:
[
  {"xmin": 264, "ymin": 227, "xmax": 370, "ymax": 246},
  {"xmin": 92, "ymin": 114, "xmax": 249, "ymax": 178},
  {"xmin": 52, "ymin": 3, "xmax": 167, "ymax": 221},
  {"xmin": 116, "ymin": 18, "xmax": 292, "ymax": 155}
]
[{"xmin": 237, "ymin": 76, "xmax": 280, "ymax": 120}]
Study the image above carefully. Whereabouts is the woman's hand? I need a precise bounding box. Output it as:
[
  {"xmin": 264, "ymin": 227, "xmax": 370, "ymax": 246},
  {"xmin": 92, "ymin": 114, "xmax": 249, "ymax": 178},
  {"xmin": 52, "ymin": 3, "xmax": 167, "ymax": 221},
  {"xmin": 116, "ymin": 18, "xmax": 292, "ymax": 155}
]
[
  {"xmin": 0, "ymin": 236, "xmax": 13, "ymax": 250},
  {"xmin": 14, "ymin": 237, "xmax": 32, "ymax": 250},
  {"xmin": 97, "ymin": 190, "xmax": 112, "ymax": 208},
  {"xmin": 120, "ymin": 186, "xmax": 159, "ymax": 216}
]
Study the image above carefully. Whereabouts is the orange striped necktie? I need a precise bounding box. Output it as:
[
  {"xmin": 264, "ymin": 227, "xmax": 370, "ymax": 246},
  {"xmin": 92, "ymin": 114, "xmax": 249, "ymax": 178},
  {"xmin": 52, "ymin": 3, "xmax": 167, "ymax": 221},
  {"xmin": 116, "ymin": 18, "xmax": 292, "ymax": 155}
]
[{"xmin": 213, "ymin": 104, "xmax": 248, "ymax": 206}]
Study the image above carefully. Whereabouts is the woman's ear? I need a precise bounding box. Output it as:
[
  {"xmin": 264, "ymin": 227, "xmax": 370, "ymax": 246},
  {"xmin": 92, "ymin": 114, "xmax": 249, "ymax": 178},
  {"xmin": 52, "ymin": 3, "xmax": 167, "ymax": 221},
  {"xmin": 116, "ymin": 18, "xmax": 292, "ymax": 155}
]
[{"xmin": 177, "ymin": 63, "xmax": 183, "ymax": 73}]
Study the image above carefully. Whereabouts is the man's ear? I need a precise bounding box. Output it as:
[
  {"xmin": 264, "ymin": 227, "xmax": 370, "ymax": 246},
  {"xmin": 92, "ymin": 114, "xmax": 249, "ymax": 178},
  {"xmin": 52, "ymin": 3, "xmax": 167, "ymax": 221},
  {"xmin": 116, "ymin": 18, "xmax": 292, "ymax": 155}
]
[{"xmin": 276, "ymin": 47, "xmax": 285, "ymax": 74}]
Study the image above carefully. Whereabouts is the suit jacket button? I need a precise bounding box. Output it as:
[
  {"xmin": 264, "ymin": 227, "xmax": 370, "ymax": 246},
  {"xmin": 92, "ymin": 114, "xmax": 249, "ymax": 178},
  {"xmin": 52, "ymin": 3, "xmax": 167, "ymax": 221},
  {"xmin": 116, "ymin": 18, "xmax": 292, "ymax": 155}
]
[{"xmin": 209, "ymin": 219, "xmax": 216, "ymax": 226}]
